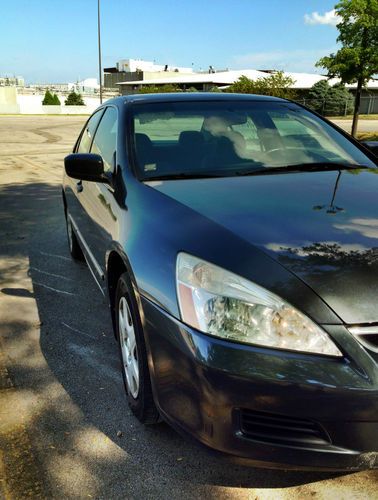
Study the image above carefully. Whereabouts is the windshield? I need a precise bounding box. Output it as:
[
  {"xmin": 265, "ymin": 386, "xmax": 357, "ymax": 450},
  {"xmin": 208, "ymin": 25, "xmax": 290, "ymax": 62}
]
[{"xmin": 130, "ymin": 100, "xmax": 376, "ymax": 179}]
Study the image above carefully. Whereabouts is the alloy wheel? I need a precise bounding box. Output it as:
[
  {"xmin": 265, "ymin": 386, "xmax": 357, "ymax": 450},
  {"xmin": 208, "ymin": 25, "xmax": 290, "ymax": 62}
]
[{"xmin": 118, "ymin": 296, "xmax": 140, "ymax": 398}]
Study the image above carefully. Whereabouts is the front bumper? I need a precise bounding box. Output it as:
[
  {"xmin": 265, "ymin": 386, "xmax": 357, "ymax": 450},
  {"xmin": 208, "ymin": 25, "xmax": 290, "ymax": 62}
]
[{"xmin": 141, "ymin": 296, "xmax": 378, "ymax": 470}]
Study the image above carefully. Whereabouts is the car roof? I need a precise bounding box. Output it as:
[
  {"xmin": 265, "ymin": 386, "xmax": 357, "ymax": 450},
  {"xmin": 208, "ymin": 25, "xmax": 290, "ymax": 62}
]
[{"xmin": 105, "ymin": 92, "xmax": 286, "ymax": 107}]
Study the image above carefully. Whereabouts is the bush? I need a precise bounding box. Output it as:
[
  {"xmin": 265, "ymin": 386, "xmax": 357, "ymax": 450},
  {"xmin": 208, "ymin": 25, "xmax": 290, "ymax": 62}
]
[
  {"xmin": 306, "ymin": 80, "xmax": 354, "ymax": 116},
  {"xmin": 226, "ymin": 71, "xmax": 297, "ymax": 99},
  {"xmin": 65, "ymin": 91, "xmax": 85, "ymax": 105},
  {"xmin": 326, "ymin": 83, "xmax": 354, "ymax": 116},
  {"xmin": 42, "ymin": 90, "xmax": 57, "ymax": 105},
  {"xmin": 52, "ymin": 93, "xmax": 61, "ymax": 105}
]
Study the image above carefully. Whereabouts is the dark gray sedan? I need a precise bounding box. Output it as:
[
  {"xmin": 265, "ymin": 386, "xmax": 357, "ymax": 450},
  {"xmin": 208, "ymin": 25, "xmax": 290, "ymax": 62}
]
[{"xmin": 63, "ymin": 93, "xmax": 378, "ymax": 470}]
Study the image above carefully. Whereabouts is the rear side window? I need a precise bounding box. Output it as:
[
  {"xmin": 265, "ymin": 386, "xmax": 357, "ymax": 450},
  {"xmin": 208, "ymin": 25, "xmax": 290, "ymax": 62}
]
[
  {"xmin": 77, "ymin": 110, "xmax": 104, "ymax": 153},
  {"xmin": 91, "ymin": 107, "xmax": 118, "ymax": 173}
]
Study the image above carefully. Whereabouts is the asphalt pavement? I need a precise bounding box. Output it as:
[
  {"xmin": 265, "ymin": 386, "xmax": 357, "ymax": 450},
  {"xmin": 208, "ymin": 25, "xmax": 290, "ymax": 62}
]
[
  {"xmin": 331, "ymin": 119, "xmax": 378, "ymax": 134},
  {"xmin": 0, "ymin": 116, "xmax": 377, "ymax": 499}
]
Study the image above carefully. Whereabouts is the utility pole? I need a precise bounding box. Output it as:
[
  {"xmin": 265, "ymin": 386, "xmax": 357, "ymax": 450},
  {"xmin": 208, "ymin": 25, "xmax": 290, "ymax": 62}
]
[{"xmin": 98, "ymin": 0, "xmax": 103, "ymax": 104}]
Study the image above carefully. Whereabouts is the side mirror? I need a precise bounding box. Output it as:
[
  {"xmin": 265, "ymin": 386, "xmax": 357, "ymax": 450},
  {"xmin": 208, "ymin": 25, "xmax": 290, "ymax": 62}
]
[
  {"xmin": 64, "ymin": 153, "xmax": 109, "ymax": 182},
  {"xmin": 360, "ymin": 141, "xmax": 378, "ymax": 157}
]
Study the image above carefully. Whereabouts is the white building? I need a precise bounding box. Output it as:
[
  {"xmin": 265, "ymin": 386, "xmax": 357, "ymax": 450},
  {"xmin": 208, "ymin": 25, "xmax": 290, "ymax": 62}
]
[
  {"xmin": 116, "ymin": 58, "xmax": 193, "ymax": 74},
  {"xmin": 68, "ymin": 78, "xmax": 100, "ymax": 94},
  {"xmin": 118, "ymin": 68, "xmax": 378, "ymax": 93},
  {"xmin": 0, "ymin": 76, "xmax": 25, "ymax": 87}
]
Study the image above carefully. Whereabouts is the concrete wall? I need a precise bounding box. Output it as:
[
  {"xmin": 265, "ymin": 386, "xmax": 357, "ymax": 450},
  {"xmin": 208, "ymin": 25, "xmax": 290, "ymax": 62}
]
[
  {"xmin": 17, "ymin": 94, "xmax": 101, "ymax": 114},
  {"xmin": 0, "ymin": 92, "xmax": 103, "ymax": 114},
  {"xmin": 0, "ymin": 87, "xmax": 20, "ymax": 113}
]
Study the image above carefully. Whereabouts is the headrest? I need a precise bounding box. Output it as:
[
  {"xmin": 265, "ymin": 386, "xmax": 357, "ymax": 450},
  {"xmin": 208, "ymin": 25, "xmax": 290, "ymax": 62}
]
[
  {"xmin": 179, "ymin": 131, "xmax": 205, "ymax": 149},
  {"xmin": 135, "ymin": 133, "xmax": 153, "ymax": 151}
]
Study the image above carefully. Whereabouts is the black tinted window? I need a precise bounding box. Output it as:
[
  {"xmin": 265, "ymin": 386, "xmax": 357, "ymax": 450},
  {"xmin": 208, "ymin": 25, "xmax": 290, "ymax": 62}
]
[
  {"xmin": 91, "ymin": 107, "xmax": 118, "ymax": 173},
  {"xmin": 77, "ymin": 109, "xmax": 104, "ymax": 153}
]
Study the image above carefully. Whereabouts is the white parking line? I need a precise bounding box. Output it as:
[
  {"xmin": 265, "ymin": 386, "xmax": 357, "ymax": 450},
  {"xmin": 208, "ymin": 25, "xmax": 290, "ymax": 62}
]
[
  {"xmin": 38, "ymin": 251, "xmax": 71, "ymax": 261},
  {"xmin": 33, "ymin": 281, "xmax": 75, "ymax": 296},
  {"xmin": 62, "ymin": 322, "xmax": 97, "ymax": 340},
  {"xmin": 29, "ymin": 267, "xmax": 74, "ymax": 281}
]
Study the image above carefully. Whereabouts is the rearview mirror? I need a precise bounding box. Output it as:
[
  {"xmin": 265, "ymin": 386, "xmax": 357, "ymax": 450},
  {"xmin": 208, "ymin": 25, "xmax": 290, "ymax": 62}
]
[{"xmin": 64, "ymin": 153, "xmax": 109, "ymax": 182}]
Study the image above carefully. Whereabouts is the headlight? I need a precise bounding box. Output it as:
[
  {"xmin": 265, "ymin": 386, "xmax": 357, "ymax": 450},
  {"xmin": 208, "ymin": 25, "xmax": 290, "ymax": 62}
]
[{"xmin": 176, "ymin": 253, "xmax": 342, "ymax": 357}]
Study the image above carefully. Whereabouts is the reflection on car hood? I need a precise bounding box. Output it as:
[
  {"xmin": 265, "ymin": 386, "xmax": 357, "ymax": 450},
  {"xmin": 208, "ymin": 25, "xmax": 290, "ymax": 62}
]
[{"xmin": 147, "ymin": 169, "xmax": 378, "ymax": 324}]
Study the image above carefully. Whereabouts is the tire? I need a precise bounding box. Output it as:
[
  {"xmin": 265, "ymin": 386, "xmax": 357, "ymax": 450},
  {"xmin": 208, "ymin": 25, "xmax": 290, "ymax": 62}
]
[
  {"xmin": 115, "ymin": 272, "xmax": 160, "ymax": 424},
  {"xmin": 65, "ymin": 213, "xmax": 84, "ymax": 261}
]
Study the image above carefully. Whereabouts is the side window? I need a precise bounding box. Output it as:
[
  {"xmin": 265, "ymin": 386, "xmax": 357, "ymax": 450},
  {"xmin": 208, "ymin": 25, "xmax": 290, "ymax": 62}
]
[
  {"xmin": 76, "ymin": 110, "xmax": 104, "ymax": 153},
  {"xmin": 90, "ymin": 107, "xmax": 118, "ymax": 173}
]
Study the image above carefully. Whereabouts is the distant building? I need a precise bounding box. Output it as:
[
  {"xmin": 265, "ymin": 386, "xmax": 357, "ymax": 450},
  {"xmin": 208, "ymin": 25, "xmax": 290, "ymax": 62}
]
[
  {"xmin": 118, "ymin": 69, "xmax": 274, "ymax": 93},
  {"xmin": 116, "ymin": 68, "xmax": 378, "ymax": 113},
  {"xmin": 117, "ymin": 58, "xmax": 193, "ymax": 73},
  {"xmin": 28, "ymin": 78, "xmax": 100, "ymax": 95},
  {"xmin": 68, "ymin": 78, "xmax": 99, "ymax": 94},
  {"xmin": 29, "ymin": 82, "xmax": 70, "ymax": 92},
  {"xmin": 104, "ymin": 58, "xmax": 193, "ymax": 90},
  {"xmin": 0, "ymin": 76, "xmax": 25, "ymax": 87}
]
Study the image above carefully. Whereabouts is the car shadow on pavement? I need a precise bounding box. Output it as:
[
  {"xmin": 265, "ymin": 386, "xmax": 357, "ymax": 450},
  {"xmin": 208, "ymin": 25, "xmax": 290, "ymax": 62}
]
[{"xmin": 0, "ymin": 181, "xmax": 350, "ymax": 498}]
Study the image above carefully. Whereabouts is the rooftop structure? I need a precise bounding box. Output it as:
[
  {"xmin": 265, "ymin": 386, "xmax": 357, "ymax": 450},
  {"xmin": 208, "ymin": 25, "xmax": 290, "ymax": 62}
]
[
  {"xmin": 0, "ymin": 76, "xmax": 25, "ymax": 87},
  {"xmin": 115, "ymin": 58, "xmax": 193, "ymax": 74}
]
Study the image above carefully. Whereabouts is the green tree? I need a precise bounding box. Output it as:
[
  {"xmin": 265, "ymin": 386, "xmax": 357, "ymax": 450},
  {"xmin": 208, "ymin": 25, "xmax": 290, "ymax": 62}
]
[
  {"xmin": 316, "ymin": 0, "xmax": 378, "ymax": 136},
  {"xmin": 226, "ymin": 71, "xmax": 297, "ymax": 99},
  {"xmin": 326, "ymin": 82, "xmax": 354, "ymax": 115},
  {"xmin": 307, "ymin": 80, "xmax": 354, "ymax": 115},
  {"xmin": 306, "ymin": 80, "xmax": 330, "ymax": 113},
  {"xmin": 52, "ymin": 93, "xmax": 61, "ymax": 105},
  {"xmin": 42, "ymin": 90, "xmax": 55, "ymax": 105},
  {"xmin": 137, "ymin": 84, "xmax": 182, "ymax": 94},
  {"xmin": 65, "ymin": 91, "xmax": 85, "ymax": 105}
]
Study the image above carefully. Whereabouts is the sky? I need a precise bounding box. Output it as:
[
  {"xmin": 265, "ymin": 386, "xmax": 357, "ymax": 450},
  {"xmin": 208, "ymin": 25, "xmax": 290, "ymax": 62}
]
[{"xmin": 1, "ymin": 0, "xmax": 342, "ymax": 84}]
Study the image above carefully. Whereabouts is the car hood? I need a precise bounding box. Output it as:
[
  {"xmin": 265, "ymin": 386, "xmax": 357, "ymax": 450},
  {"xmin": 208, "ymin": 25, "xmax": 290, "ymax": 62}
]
[{"xmin": 147, "ymin": 169, "xmax": 378, "ymax": 324}]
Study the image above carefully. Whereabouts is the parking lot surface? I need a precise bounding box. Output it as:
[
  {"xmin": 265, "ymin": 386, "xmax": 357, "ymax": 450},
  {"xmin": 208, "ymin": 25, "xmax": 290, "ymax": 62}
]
[{"xmin": 0, "ymin": 116, "xmax": 377, "ymax": 499}]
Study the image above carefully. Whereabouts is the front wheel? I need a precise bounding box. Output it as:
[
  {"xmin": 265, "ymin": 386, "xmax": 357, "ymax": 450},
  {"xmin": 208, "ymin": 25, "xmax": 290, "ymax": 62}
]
[{"xmin": 115, "ymin": 273, "xmax": 160, "ymax": 424}]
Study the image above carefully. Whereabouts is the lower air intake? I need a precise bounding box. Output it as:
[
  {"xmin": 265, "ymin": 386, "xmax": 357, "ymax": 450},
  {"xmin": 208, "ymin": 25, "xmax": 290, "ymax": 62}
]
[{"xmin": 238, "ymin": 409, "xmax": 331, "ymax": 447}]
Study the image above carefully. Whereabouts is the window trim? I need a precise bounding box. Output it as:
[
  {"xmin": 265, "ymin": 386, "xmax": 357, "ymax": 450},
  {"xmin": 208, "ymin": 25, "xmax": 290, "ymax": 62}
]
[
  {"xmin": 89, "ymin": 104, "xmax": 119, "ymax": 175},
  {"xmin": 74, "ymin": 107, "xmax": 106, "ymax": 154}
]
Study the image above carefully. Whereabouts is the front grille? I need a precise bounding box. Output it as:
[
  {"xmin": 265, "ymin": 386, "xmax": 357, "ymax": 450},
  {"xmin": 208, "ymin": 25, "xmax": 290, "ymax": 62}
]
[
  {"xmin": 238, "ymin": 409, "xmax": 331, "ymax": 447},
  {"xmin": 349, "ymin": 325, "xmax": 378, "ymax": 354}
]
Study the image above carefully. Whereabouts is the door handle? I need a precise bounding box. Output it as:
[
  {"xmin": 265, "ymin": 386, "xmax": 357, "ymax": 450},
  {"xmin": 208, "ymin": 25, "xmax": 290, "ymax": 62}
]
[{"xmin": 76, "ymin": 181, "xmax": 83, "ymax": 193}]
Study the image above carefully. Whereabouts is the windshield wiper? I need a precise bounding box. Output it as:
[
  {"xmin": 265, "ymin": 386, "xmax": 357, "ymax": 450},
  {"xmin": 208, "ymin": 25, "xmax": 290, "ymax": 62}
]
[
  {"xmin": 143, "ymin": 172, "xmax": 227, "ymax": 181},
  {"xmin": 143, "ymin": 163, "xmax": 373, "ymax": 181},
  {"xmin": 234, "ymin": 162, "xmax": 372, "ymax": 176}
]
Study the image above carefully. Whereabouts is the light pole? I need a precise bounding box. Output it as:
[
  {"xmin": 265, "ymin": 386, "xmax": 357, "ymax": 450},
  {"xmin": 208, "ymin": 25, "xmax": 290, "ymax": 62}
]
[{"xmin": 98, "ymin": 0, "xmax": 103, "ymax": 104}]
